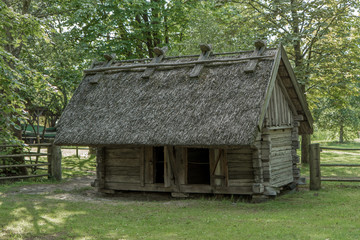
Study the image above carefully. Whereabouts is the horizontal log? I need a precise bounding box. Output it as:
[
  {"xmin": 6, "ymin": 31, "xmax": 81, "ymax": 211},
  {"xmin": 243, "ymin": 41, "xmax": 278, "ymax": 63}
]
[
  {"xmin": 84, "ymin": 55, "xmax": 275, "ymax": 73},
  {"xmin": 321, "ymin": 147, "xmax": 360, "ymax": 151},
  {"xmin": 321, "ymin": 177, "xmax": 360, "ymax": 182},
  {"xmin": 0, "ymin": 143, "xmax": 52, "ymax": 148},
  {"xmin": 0, "ymin": 153, "xmax": 51, "ymax": 158},
  {"xmin": 105, "ymin": 175, "xmax": 140, "ymax": 183},
  {"xmin": 106, "ymin": 158, "xmax": 140, "ymax": 167},
  {"xmin": 0, "ymin": 163, "xmax": 50, "ymax": 169},
  {"xmin": 320, "ymin": 164, "xmax": 360, "ymax": 167},
  {"xmin": 0, "ymin": 174, "xmax": 49, "ymax": 180}
]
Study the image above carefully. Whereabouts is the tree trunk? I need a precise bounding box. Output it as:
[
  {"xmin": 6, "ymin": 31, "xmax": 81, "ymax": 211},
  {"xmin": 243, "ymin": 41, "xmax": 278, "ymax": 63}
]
[
  {"xmin": 339, "ymin": 124, "xmax": 344, "ymax": 143},
  {"xmin": 301, "ymin": 134, "xmax": 310, "ymax": 164}
]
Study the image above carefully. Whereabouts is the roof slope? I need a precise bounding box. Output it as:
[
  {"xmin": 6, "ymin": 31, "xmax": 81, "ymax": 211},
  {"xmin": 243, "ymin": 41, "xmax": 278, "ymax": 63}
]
[{"xmin": 54, "ymin": 46, "xmax": 308, "ymax": 146}]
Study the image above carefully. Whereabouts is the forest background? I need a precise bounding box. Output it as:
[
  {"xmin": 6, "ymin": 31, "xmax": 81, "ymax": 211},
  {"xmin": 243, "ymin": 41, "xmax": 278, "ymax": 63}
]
[{"xmin": 1, "ymin": 0, "xmax": 360, "ymax": 148}]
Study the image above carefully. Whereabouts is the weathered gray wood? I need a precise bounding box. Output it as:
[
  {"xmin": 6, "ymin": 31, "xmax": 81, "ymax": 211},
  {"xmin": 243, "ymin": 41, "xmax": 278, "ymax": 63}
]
[
  {"xmin": 105, "ymin": 175, "xmax": 140, "ymax": 183},
  {"xmin": 321, "ymin": 147, "xmax": 360, "ymax": 151},
  {"xmin": 47, "ymin": 145, "xmax": 62, "ymax": 180},
  {"xmin": 0, "ymin": 143, "xmax": 52, "ymax": 148},
  {"xmin": 0, "ymin": 163, "xmax": 50, "ymax": 169},
  {"xmin": 0, "ymin": 174, "xmax": 49, "ymax": 180},
  {"xmin": 96, "ymin": 147, "xmax": 105, "ymax": 188},
  {"xmin": 189, "ymin": 44, "xmax": 212, "ymax": 78},
  {"xmin": 257, "ymin": 46, "xmax": 282, "ymax": 130},
  {"xmin": 140, "ymin": 147, "xmax": 145, "ymax": 187},
  {"xmin": 245, "ymin": 40, "xmax": 266, "ymax": 73},
  {"xmin": 321, "ymin": 164, "xmax": 360, "ymax": 167},
  {"xmin": 309, "ymin": 143, "xmax": 321, "ymax": 190},
  {"xmin": 0, "ymin": 153, "xmax": 50, "ymax": 158},
  {"xmin": 321, "ymin": 177, "xmax": 360, "ymax": 182},
  {"xmin": 84, "ymin": 55, "xmax": 275, "ymax": 73},
  {"xmin": 141, "ymin": 47, "xmax": 168, "ymax": 78},
  {"xmin": 144, "ymin": 147, "xmax": 154, "ymax": 184}
]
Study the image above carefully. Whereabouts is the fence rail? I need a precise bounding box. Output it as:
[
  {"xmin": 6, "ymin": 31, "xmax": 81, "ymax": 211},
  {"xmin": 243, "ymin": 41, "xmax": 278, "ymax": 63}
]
[
  {"xmin": 311, "ymin": 145, "xmax": 360, "ymax": 184},
  {"xmin": 0, "ymin": 143, "xmax": 61, "ymax": 181}
]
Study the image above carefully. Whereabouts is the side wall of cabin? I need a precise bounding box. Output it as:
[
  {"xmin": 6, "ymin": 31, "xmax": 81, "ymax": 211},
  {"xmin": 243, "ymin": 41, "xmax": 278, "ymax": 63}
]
[{"xmin": 262, "ymin": 77, "xmax": 301, "ymax": 189}]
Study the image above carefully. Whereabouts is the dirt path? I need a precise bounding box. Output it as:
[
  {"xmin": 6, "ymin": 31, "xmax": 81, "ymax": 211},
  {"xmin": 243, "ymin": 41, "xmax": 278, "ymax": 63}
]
[{"xmin": 7, "ymin": 175, "xmax": 174, "ymax": 203}]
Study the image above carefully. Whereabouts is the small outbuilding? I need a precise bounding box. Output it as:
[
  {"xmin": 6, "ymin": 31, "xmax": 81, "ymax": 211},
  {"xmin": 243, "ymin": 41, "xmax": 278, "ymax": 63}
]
[{"xmin": 55, "ymin": 41, "xmax": 313, "ymax": 200}]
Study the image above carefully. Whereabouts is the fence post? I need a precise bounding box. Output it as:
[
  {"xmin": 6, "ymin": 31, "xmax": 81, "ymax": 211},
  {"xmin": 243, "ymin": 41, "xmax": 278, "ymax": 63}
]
[
  {"xmin": 309, "ymin": 143, "xmax": 321, "ymax": 190},
  {"xmin": 47, "ymin": 144, "xmax": 62, "ymax": 180}
]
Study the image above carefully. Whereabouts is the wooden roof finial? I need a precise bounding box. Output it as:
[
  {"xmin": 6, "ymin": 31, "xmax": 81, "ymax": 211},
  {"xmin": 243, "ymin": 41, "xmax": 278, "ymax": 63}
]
[
  {"xmin": 189, "ymin": 43, "xmax": 212, "ymax": 78},
  {"xmin": 245, "ymin": 39, "xmax": 267, "ymax": 73},
  {"xmin": 141, "ymin": 46, "xmax": 168, "ymax": 79}
]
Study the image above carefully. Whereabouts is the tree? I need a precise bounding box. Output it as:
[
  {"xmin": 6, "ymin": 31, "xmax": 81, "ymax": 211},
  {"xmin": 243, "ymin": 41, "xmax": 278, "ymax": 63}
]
[{"xmin": 226, "ymin": 0, "xmax": 360, "ymax": 162}]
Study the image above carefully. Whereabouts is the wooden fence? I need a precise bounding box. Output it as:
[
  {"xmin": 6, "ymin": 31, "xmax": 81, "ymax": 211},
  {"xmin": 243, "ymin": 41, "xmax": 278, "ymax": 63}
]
[
  {"xmin": 309, "ymin": 144, "xmax": 360, "ymax": 190},
  {"xmin": 0, "ymin": 143, "xmax": 61, "ymax": 181}
]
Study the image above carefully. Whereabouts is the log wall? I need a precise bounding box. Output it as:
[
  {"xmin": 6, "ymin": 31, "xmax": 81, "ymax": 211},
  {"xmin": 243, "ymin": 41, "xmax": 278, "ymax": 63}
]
[
  {"xmin": 104, "ymin": 147, "xmax": 142, "ymax": 184},
  {"xmin": 268, "ymin": 129, "xmax": 294, "ymax": 187},
  {"xmin": 227, "ymin": 148, "xmax": 254, "ymax": 186}
]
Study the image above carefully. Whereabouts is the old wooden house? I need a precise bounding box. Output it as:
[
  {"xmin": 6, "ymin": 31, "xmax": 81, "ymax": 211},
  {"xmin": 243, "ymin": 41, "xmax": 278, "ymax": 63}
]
[{"xmin": 54, "ymin": 41, "xmax": 313, "ymax": 200}]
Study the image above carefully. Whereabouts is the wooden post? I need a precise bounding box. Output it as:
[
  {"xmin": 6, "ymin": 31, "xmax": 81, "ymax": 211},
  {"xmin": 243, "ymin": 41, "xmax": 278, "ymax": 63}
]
[
  {"xmin": 47, "ymin": 144, "xmax": 62, "ymax": 181},
  {"xmin": 76, "ymin": 146, "xmax": 79, "ymax": 158},
  {"xmin": 309, "ymin": 143, "xmax": 321, "ymax": 190}
]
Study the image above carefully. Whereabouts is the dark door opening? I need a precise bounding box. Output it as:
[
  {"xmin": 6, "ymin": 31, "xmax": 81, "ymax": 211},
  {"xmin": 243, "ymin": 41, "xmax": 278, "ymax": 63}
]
[
  {"xmin": 153, "ymin": 147, "xmax": 164, "ymax": 183},
  {"xmin": 187, "ymin": 148, "xmax": 210, "ymax": 184}
]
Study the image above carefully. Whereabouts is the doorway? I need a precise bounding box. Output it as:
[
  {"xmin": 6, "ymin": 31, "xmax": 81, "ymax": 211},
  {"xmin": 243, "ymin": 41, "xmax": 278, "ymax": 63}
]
[
  {"xmin": 187, "ymin": 148, "xmax": 210, "ymax": 184},
  {"xmin": 153, "ymin": 147, "xmax": 164, "ymax": 183}
]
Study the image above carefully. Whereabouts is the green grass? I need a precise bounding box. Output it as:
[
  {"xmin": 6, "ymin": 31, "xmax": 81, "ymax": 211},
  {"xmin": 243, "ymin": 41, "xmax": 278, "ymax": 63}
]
[
  {"xmin": 61, "ymin": 155, "xmax": 96, "ymax": 178},
  {"xmin": 0, "ymin": 141, "xmax": 359, "ymax": 239},
  {"xmin": 0, "ymin": 184, "xmax": 359, "ymax": 240}
]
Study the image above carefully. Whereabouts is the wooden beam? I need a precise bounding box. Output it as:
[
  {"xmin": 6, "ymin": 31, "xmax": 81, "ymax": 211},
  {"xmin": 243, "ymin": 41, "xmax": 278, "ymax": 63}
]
[
  {"xmin": 257, "ymin": 45, "xmax": 282, "ymax": 131},
  {"xmin": 245, "ymin": 40, "xmax": 267, "ymax": 73},
  {"xmin": 0, "ymin": 174, "xmax": 49, "ymax": 180},
  {"xmin": 0, "ymin": 163, "xmax": 50, "ymax": 169},
  {"xmin": 84, "ymin": 55, "xmax": 275, "ymax": 74},
  {"xmin": 276, "ymin": 75, "xmax": 298, "ymax": 115},
  {"xmin": 0, "ymin": 153, "xmax": 51, "ymax": 158},
  {"xmin": 190, "ymin": 44, "xmax": 212, "ymax": 78},
  {"xmin": 141, "ymin": 46, "xmax": 168, "ymax": 79}
]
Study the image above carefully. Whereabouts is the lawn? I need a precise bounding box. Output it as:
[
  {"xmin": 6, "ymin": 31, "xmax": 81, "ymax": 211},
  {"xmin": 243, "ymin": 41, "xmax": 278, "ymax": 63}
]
[{"xmin": 0, "ymin": 142, "xmax": 359, "ymax": 240}]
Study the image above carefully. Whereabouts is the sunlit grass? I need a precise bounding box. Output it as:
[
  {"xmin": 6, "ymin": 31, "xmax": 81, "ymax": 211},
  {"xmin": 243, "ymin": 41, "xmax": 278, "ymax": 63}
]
[{"xmin": 0, "ymin": 185, "xmax": 359, "ymax": 240}]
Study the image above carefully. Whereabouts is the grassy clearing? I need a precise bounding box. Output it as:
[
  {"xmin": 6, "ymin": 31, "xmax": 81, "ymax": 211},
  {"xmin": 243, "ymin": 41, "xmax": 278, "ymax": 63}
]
[
  {"xmin": 1, "ymin": 143, "xmax": 359, "ymax": 239},
  {"xmin": 300, "ymin": 141, "xmax": 360, "ymax": 179},
  {"xmin": 0, "ymin": 183, "xmax": 359, "ymax": 240}
]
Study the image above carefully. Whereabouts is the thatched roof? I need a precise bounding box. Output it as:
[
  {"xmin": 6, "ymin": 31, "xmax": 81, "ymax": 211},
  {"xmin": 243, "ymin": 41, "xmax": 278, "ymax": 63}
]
[{"xmin": 54, "ymin": 44, "xmax": 312, "ymax": 146}]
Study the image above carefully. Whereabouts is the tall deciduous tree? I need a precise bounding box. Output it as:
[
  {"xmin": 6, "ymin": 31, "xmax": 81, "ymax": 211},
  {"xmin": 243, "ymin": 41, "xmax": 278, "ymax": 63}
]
[{"xmin": 227, "ymin": 0, "xmax": 360, "ymax": 162}]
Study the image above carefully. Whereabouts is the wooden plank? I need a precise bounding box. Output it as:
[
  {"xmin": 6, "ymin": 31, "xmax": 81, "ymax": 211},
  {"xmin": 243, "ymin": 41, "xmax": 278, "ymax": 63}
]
[
  {"xmin": 105, "ymin": 166, "xmax": 140, "ymax": 176},
  {"xmin": 321, "ymin": 164, "xmax": 360, "ymax": 167},
  {"xmin": 140, "ymin": 147, "xmax": 145, "ymax": 187},
  {"xmin": 0, "ymin": 163, "xmax": 50, "ymax": 169},
  {"xmin": 190, "ymin": 44, "xmax": 212, "ymax": 78},
  {"xmin": 144, "ymin": 147, "xmax": 154, "ymax": 184},
  {"xmin": 245, "ymin": 40, "xmax": 266, "ymax": 73},
  {"xmin": 0, "ymin": 143, "xmax": 52, "ymax": 148},
  {"xmin": 164, "ymin": 146, "xmax": 171, "ymax": 188},
  {"xmin": 84, "ymin": 55, "xmax": 275, "ymax": 73},
  {"xmin": 105, "ymin": 148, "xmax": 140, "ymax": 159},
  {"xmin": 0, "ymin": 153, "xmax": 50, "ymax": 158},
  {"xmin": 141, "ymin": 47, "xmax": 168, "ymax": 79},
  {"xmin": 277, "ymin": 75, "xmax": 297, "ymax": 114},
  {"xmin": 97, "ymin": 147, "xmax": 106, "ymax": 189},
  {"xmin": 105, "ymin": 175, "xmax": 140, "ymax": 183},
  {"xmin": 321, "ymin": 177, "xmax": 360, "ymax": 182},
  {"xmin": 309, "ymin": 143, "xmax": 321, "ymax": 190},
  {"xmin": 0, "ymin": 174, "xmax": 49, "ymax": 180},
  {"xmin": 321, "ymin": 147, "xmax": 360, "ymax": 151},
  {"xmin": 106, "ymin": 158, "xmax": 140, "ymax": 167}
]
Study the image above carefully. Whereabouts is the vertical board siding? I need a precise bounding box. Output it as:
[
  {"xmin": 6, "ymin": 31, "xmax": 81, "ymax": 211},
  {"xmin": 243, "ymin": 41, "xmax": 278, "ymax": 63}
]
[
  {"xmin": 269, "ymin": 129, "xmax": 293, "ymax": 187},
  {"xmin": 227, "ymin": 148, "xmax": 254, "ymax": 186},
  {"xmin": 105, "ymin": 147, "xmax": 141, "ymax": 184},
  {"xmin": 265, "ymin": 81, "xmax": 293, "ymax": 127}
]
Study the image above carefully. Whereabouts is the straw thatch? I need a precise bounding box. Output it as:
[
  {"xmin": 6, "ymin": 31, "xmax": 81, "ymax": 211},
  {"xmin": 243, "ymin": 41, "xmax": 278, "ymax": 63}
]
[{"xmin": 54, "ymin": 46, "xmax": 311, "ymax": 146}]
